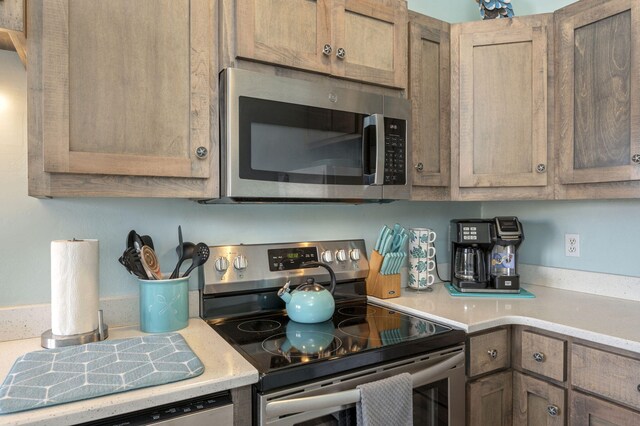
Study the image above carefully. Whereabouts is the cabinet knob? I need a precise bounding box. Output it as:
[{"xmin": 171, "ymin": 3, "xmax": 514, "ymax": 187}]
[
  {"xmin": 195, "ymin": 146, "xmax": 208, "ymax": 159},
  {"xmin": 632, "ymin": 154, "xmax": 640, "ymax": 164},
  {"xmin": 547, "ymin": 405, "xmax": 559, "ymax": 417},
  {"xmin": 415, "ymin": 162, "xmax": 424, "ymax": 172},
  {"xmin": 533, "ymin": 352, "xmax": 545, "ymax": 362},
  {"xmin": 536, "ymin": 163, "xmax": 546, "ymax": 173},
  {"xmin": 637, "ymin": 384, "xmax": 640, "ymax": 393},
  {"xmin": 487, "ymin": 349, "xmax": 498, "ymax": 359},
  {"xmin": 322, "ymin": 44, "xmax": 333, "ymax": 56},
  {"xmin": 336, "ymin": 47, "xmax": 346, "ymax": 59}
]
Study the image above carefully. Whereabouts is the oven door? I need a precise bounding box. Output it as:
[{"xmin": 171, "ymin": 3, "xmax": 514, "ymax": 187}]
[
  {"xmin": 221, "ymin": 68, "xmax": 401, "ymax": 201},
  {"xmin": 258, "ymin": 346, "xmax": 465, "ymax": 426}
]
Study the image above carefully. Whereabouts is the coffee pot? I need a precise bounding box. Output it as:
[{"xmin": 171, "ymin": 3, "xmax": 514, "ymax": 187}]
[{"xmin": 277, "ymin": 262, "xmax": 336, "ymax": 323}]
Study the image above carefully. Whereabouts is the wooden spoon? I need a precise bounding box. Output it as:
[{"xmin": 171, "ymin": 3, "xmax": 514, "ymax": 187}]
[{"xmin": 140, "ymin": 246, "xmax": 163, "ymax": 280}]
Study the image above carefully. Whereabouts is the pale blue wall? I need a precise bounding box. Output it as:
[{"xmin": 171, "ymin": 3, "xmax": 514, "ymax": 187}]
[
  {"xmin": 482, "ymin": 201, "xmax": 640, "ymax": 277},
  {"xmin": 408, "ymin": 0, "xmax": 577, "ymax": 23}
]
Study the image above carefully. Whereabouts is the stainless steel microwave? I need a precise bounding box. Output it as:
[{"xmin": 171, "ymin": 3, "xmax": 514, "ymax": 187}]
[{"xmin": 212, "ymin": 68, "xmax": 411, "ymax": 203}]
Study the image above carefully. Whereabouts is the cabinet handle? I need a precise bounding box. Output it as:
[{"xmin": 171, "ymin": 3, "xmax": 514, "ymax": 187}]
[
  {"xmin": 487, "ymin": 349, "xmax": 498, "ymax": 359},
  {"xmin": 533, "ymin": 352, "xmax": 545, "ymax": 363},
  {"xmin": 632, "ymin": 154, "xmax": 640, "ymax": 164},
  {"xmin": 536, "ymin": 163, "xmax": 546, "ymax": 173},
  {"xmin": 336, "ymin": 47, "xmax": 346, "ymax": 59},
  {"xmin": 195, "ymin": 146, "xmax": 208, "ymax": 159},
  {"xmin": 322, "ymin": 44, "xmax": 333, "ymax": 56},
  {"xmin": 547, "ymin": 405, "xmax": 559, "ymax": 417},
  {"xmin": 415, "ymin": 162, "xmax": 424, "ymax": 172}
]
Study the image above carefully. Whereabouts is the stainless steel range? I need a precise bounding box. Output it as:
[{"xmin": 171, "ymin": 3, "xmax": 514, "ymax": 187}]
[{"xmin": 200, "ymin": 240, "xmax": 466, "ymax": 426}]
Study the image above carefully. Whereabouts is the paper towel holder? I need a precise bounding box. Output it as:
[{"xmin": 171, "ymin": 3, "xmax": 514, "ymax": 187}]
[{"xmin": 41, "ymin": 310, "xmax": 109, "ymax": 349}]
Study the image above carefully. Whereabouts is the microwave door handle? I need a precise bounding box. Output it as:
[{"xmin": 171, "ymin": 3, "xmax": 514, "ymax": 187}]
[
  {"xmin": 363, "ymin": 113, "xmax": 385, "ymax": 186},
  {"xmin": 265, "ymin": 351, "xmax": 464, "ymax": 419}
]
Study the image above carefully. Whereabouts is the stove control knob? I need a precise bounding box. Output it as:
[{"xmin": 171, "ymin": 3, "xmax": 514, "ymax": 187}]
[
  {"xmin": 336, "ymin": 249, "xmax": 347, "ymax": 262},
  {"xmin": 350, "ymin": 249, "xmax": 361, "ymax": 261},
  {"xmin": 233, "ymin": 255, "xmax": 248, "ymax": 271},
  {"xmin": 321, "ymin": 250, "xmax": 334, "ymax": 263},
  {"xmin": 214, "ymin": 256, "xmax": 229, "ymax": 273}
]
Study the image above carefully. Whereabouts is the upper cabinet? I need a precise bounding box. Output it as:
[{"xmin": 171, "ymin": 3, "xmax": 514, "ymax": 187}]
[
  {"xmin": 28, "ymin": 0, "xmax": 218, "ymax": 198},
  {"xmin": 225, "ymin": 0, "xmax": 408, "ymax": 89},
  {"xmin": 555, "ymin": 0, "xmax": 640, "ymax": 198},
  {"xmin": 408, "ymin": 12, "xmax": 450, "ymax": 201},
  {"xmin": 0, "ymin": 0, "xmax": 24, "ymax": 32},
  {"xmin": 450, "ymin": 14, "xmax": 555, "ymax": 201}
]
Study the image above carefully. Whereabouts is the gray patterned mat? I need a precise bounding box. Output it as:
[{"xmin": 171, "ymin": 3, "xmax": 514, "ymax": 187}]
[{"xmin": 0, "ymin": 333, "xmax": 204, "ymax": 415}]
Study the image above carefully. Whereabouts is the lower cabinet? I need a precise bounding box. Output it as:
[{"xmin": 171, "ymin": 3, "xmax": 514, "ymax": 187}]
[
  {"xmin": 467, "ymin": 370, "xmax": 512, "ymax": 426},
  {"xmin": 513, "ymin": 371, "xmax": 565, "ymax": 425},
  {"xmin": 467, "ymin": 326, "xmax": 640, "ymax": 425},
  {"xmin": 570, "ymin": 391, "xmax": 640, "ymax": 426}
]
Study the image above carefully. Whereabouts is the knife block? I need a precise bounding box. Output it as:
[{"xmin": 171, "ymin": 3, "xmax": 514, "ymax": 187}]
[{"xmin": 366, "ymin": 250, "xmax": 400, "ymax": 299}]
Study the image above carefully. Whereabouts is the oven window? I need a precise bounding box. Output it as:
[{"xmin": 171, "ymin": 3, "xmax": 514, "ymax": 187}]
[
  {"xmin": 239, "ymin": 97, "xmax": 370, "ymax": 185},
  {"xmin": 290, "ymin": 379, "xmax": 450, "ymax": 426}
]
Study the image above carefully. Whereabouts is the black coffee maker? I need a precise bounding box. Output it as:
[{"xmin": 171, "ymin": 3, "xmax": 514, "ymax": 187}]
[{"xmin": 450, "ymin": 217, "xmax": 524, "ymax": 293}]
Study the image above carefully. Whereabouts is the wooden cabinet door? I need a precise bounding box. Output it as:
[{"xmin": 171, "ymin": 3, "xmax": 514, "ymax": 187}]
[
  {"xmin": 234, "ymin": 0, "xmax": 332, "ymax": 75},
  {"xmin": 0, "ymin": 0, "xmax": 24, "ymax": 32},
  {"xmin": 468, "ymin": 371, "xmax": 513, "ymax": 426},
  {"xmin": 332, "ymin": 0, "xmax": 408, "ymax": 88},
  {"xmin": 408, "ymin": 12, "xmax": 450, "ymax": 197},
  {"xmin": 556, "ymin": 0, "xmax": 640, "ymax": 185},
  {"xmin": 40, "ymin": 0, "xmax": 211, "ymax": 179},
  {"xmin": 514, "ymin": 371, "xmax": 566, "ymax": 426},
  {"xmin": 571, "ymin": 391, "xmax": 640, "ymax": 426},
  {"xmin": 458, "ymin": 20, "xmax": 549, "ymax": 189}
]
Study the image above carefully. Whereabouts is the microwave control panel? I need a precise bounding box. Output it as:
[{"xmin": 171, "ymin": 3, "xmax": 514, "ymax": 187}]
[{"xmin": 383, "ymin": 117, "xmax": 406, "ymax": 185}]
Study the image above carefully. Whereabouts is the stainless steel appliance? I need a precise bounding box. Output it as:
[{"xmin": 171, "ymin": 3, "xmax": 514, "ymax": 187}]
[
  {"xmin": 200, "ymin": 240, "xmax": 466, "ymax": 426},
  {"xmin": 450, "ymin": 217, "xmax": 524, "ymax": 293},
  {"xmin": 207, "ymin": 68, "xmax": 411, "ymax": 203}
]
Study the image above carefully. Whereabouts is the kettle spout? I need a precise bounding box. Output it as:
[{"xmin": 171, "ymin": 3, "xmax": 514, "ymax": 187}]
[{"xmin": 277, "ymin": 281, "xmax": 292, "ymax": 303}]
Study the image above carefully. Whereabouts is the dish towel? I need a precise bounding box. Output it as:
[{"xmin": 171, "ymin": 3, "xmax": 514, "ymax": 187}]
[
  {"xmin": 0, "ymin": 333, "xmax": 204, "ymax": 415},
  {"xmin": 356, "ymin": 372, "xmax": 413, "ymax": 426}
]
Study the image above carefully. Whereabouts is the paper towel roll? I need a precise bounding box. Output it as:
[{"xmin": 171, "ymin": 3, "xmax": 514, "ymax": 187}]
[{"xmin": 51, "ymin": 239, "xmax": 99, "ymax": 336}]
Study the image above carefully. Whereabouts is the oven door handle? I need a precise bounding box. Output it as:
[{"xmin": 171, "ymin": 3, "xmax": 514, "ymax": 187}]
[{"xmin": 265, "ymin": 351, "xmax": 464, "ymax": 419}]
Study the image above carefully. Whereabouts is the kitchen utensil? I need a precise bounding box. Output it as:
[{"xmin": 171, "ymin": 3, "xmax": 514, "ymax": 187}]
[
  {"xmin": 169, "ymin": 226, "xmax": 188, "ymax": 279},
  {"xmin": 181, "ymin": 243, "xmax": 210, "ymax": 278},
  {"xmin": 140, "ymin": 235, "xmax": 154, "ymax": 250},
  {"xmin": 277, "ymin": 262, "xmax": 336, "ymax": 323},
  {"xmin": 119, "ymin": 247, "xmax": 147, "ymax": 279},
  {"xmin": 140, "ymin": 246, "xmax": 163, "ymax": 280},
  {"xmin": 374, "ymin": 225, "xmax": 390, "ymax": 252},
  {"xmin": 126, "ymin": 230, "xmax": 144, "ymax": 252}
]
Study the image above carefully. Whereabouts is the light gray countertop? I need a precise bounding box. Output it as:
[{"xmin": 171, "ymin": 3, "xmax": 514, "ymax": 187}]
[
  {"xmin": 0, "ymin": 319, "xmax": 259, "ymax": 425},
  {"xmin": 370, "ymin": 283, "xmax": 640, "ymax": 354}
]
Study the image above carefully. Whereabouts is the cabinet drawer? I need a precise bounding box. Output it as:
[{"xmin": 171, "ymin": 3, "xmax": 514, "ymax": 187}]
[
  {"xmin": 468, "ymin": 328, "xmax": 510, "ymax": 377},
  {"xmin": 520, "ymin": 330, "xmax": 566, "ymax": 382},
  {"xmin": 572, "ymin": 344, "xmax": 640, "ymax": 411}
]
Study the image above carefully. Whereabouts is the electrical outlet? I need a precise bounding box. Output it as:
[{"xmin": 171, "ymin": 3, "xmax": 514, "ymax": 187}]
[{"xmin": 565, "ymin": 233, "xmax": 580, "ymax": 257}]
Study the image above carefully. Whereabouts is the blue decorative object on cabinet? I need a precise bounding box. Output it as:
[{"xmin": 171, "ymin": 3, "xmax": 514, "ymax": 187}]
[{"xmin": 476, "ymin": 0, "xmax": 515, "ymax": 19}]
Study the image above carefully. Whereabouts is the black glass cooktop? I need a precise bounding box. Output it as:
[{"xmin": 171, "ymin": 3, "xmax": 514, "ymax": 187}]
[{"xmin": 209, "ymin": 300, "xmax": 465, "ymax": 392}]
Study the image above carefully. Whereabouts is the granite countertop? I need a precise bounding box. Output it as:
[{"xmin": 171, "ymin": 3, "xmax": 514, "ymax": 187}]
[
  {"xmin": 370, "ymin": 283, "xmax": 640, "ymax": 354},
  {"xmin": 0, "ymin": 319, "xmax": 259, "ymax": 426}
]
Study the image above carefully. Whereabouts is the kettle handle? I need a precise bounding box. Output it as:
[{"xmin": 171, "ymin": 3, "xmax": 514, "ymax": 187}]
[{"xmin": 300, "ymin": 261, "xmax": 337, "ymax": 295}]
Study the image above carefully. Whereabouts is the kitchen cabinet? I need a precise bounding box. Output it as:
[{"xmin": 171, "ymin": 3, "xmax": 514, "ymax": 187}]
[
  {"xmin": 28, "ymin": 0, "xmax": 218, "ymax": 199},
  {"xmin": 466, "ymin": 328, "xmax": 512, "ymax": 426},
  {"xmin": 408, "ymin": 12, "xmax": 450, "ymax": 201},
  {"xmin": 555, "ymin": 0, "xmax": 640, "ymax": 199},
  {"xmin": 450, "ymin": 14, "xmax": 555, "ymax": 201},
  {"xmin": 223, "ymin": 0, "xmax": 408, "ymax": 89},
  {"xmin": 0, "ymin": 0, "xmax": 26, "ymax": 67},
  {"xmin": 513, "ymin": 371, "xmax": 566, "ymax": 425},
  {"xmin": 467, "ymin": 370, "xmax": 513, "ymax": 426},
  {"xmin": 0, "ymin": 0, "xmax": 24, "ymax": 32},
  {"xmin": 570, "ymin": 391, "xmax": 640, "ymax": 426}
]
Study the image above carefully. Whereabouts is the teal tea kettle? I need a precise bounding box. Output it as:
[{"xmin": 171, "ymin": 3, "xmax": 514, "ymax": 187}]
[{"xmin": 277, "ymin": 262, "xmax": 336, "ymax": 323}]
